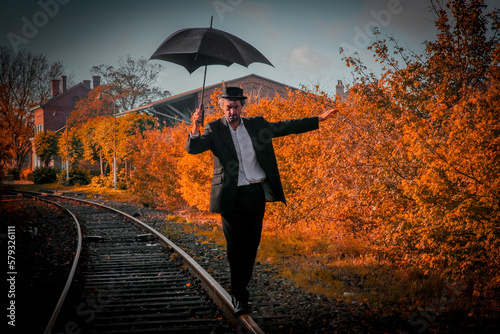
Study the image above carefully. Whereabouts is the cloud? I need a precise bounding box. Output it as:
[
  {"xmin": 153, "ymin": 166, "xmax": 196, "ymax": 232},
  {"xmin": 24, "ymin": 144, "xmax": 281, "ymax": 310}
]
[
  {"xmin": 240, "ymin": 1, "xmax": 273, "ymax": 22},
  {"xmin": 352, "ymin": 0, "xmax": 438, "ymax": 46},
  {"xmin": 264, "ymin": 28, "xmax": 281, "ymax": 43},
  {"xmin": 284, "ymin": 45, "xmax": 331, "ymax": 72}
]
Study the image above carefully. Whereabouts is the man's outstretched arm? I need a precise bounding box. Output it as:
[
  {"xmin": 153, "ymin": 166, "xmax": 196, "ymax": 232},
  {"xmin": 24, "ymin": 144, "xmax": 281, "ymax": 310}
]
[{"xmin": 318, "ymin": 108, "xmax": 339, "ymax": 122}]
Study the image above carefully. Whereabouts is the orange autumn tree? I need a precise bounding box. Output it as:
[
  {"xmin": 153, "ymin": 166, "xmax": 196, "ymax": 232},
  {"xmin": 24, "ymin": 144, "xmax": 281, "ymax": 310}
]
[
  {"xmin": 127, "ymin": 0, "xmax": 499, "ymax": 301},
  {"xmin": 341, "ymin": 0, "xmax": 500, "ymax": 298},
  {"xmin": 243, "ymin": 89, "xmax": 341, "ymax": 231},
  {"xmin": 127, "ymin": 90, "xmax": 222, "ymax": 210},
  {"xmin": 133, "ymin": 86, "xmax": 414, "ymax": 250},
  {"xmin": 127, "ymin": 124, "xmax": 187, "ymax": 210}
]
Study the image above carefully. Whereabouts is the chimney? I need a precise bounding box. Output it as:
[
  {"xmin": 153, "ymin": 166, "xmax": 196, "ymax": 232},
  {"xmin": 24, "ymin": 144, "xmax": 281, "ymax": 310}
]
[
  {"xmin": 51, "ymin": 79, "xmax": 60, "ymax": 97},
  {"xmin": 83, "ymin": 80, "xmax": 91, "ymax": 88},
  {"xmin": 61, "ymin": 75, "xmax": 67, "ymax": 92},
  {"xmin": 92, "ymin": 76, "xmax": 100, "ymax": 89},
  {"xmin": 336, "ymin": 80, "xmax": 344, "ymax": 96}
]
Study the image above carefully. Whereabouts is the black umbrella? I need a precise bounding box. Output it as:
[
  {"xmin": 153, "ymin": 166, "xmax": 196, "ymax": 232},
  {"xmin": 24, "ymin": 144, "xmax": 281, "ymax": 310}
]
[{"xmin": 150, "ymin": 17, "xmax": 273, "ymax": 124}]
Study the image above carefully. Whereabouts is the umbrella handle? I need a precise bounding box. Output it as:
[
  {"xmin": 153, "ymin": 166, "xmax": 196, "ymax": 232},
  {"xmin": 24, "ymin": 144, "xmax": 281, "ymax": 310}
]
[{"xmin": 199, "ymin": 62, "xmax": 208, "ymax": 126}]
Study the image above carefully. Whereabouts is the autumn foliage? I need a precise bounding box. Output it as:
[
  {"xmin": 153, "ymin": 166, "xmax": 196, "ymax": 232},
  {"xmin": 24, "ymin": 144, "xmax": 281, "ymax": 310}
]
[
  {"xmin": 23, "ymin": 0, "xmax": 495, "ymax": 311},
  {"xmin": 124, "ymin": 0, "xmax": 499, "ymax": 303}
]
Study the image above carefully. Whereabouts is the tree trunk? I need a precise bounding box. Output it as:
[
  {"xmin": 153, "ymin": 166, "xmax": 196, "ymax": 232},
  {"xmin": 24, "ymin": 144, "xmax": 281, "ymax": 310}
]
[{"xmin": 100, "ymin": 152, "xmax": 104, "ymax": 175}]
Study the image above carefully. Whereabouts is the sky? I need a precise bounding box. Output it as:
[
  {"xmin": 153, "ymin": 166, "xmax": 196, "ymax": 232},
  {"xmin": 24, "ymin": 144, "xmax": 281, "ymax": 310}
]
[{"xmin": 0, "ymin": 0, "xmax": 475, "ymax": 99}]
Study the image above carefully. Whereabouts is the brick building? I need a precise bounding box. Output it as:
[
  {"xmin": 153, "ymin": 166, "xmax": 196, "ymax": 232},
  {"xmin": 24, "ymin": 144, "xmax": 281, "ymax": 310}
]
[{"xmin": 30, "ymin": 76, "xmax": 101, "ymax": 169}]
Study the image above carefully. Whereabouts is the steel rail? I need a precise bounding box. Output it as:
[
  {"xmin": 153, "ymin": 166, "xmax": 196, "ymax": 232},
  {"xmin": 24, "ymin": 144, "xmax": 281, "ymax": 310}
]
[
  {"xmin": 10, "ymin": 192, "xmax": 83, "ymax": 334},
  {"xmin": 13, "ymin": 190, "xmax": 265, "ymax": 334}
]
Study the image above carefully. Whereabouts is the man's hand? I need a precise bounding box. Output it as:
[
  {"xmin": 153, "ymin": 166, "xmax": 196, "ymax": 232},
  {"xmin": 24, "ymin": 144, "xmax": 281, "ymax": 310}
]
[
  {"xmin": 190, "ymin": 106, "xmax": 204, "ymax": 134},
  {"xmin": 318, "ymin": 108, "xmax": 339, "ymax": 122}
]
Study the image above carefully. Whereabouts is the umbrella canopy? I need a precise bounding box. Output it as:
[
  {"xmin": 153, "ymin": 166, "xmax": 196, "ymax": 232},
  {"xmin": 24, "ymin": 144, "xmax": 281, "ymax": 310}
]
[
  {"xmin": 150, "ymin": 27, "xmax": 273, "ymax": 74},
  {"xmin": 150, "ymin": 19, "xmax": 273, "ymax": 124}
]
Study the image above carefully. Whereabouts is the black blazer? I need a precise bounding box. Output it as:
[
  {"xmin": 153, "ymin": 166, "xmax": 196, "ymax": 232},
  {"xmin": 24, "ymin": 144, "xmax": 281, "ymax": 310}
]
[{"xmin": 186, "ymin": 115, "xmax": 319, "ymax": 214}]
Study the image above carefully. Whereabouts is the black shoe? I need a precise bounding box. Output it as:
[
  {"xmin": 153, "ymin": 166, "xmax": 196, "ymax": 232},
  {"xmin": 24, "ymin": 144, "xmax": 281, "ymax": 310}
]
[{"xmin": 231, "ymin": 295, "xmax": 250, "ymax": 316}]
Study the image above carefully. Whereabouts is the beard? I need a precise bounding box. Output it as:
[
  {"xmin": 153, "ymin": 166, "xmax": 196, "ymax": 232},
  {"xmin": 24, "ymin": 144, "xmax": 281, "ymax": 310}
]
[{"xmin": 226, "ymin": 114, "xmax": 240, "ymax": 124}]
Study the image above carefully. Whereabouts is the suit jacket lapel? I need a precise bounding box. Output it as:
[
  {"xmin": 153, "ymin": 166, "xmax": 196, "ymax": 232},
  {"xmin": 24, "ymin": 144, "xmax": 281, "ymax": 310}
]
[{"xmin": 219, "ymin": 117, "xmax": 238, "ymax": 159}]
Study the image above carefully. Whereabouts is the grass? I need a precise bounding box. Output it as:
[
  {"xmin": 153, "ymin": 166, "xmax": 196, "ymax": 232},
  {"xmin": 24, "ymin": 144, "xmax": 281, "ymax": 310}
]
[
  {"xmin": 258, "ymin": 230, "xmax": 392, "ymax": 301},
  {"xmin": 174, "ymin": 217, "xmax": 462, "ymax": 320},
  {"xmin": 173, "ymin": 214, "xmax": 443, "ymax": 312},
  {"xmin": 6, "ymin": 181, "xmax": 140, "ymax": 204}
]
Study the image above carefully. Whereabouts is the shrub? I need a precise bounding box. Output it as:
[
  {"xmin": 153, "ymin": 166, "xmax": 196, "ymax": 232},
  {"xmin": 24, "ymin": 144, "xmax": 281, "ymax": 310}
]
[
  {"xmin": 31, "ymin": 167, "xmax": 60, "ymax": 184},
  {"xmin": 57, "ymin": 169, "xmax": 91, "ymax": 186},
  {"xmin": 116, "ymin": 170, "xmax": 128, "ymax": 190},
  {"xmin": 90, "ymin": 170, "xmax": 127, "ymax": 189},
  {"xmin": 90, "ymin": 175, "xmax": 108, "ymax": 188},
  {"xmin": 127, "ymin": 126, "xmax": 187, "ymax": 210},
  {"xmin": 7, "ymin": 168, "xmax": 20, "ymax": 180},
  {"xmin": 20, "ymin": 169, "xmax": 32, "ymax": 181}
]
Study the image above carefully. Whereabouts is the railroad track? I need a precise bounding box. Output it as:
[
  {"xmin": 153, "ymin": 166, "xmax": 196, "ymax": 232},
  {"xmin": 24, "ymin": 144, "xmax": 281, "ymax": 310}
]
[{"xmin": 9, "ymin": 190, "xmax": 264, "ymax": 334}]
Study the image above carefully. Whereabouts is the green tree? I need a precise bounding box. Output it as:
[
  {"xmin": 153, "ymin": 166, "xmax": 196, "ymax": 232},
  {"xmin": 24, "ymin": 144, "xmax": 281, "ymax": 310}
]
[
  {"xmin": 93, "ymin": 116, "xmax": 115, "ymax": 175},
  {"xmin": 78, "ymin": 113, "xmax": 155, "ymax": 180},
  {"xmin": 58, "ymin": 128, "xmax": 84, "ymax": 169},
  {"xmin": 117, "ymin": 112, "xmax": 155, "ymax": 161},
  {"xmin": 34, "ymin": 131, "xmax": 59, "ymax": 167},
  {"xmin": 79, "ymin": 117, "xmax": 105, "ymax": 174}
]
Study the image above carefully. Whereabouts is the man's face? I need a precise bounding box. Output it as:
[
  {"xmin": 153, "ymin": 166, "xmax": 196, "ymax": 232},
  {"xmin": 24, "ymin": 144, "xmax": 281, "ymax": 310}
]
[{"xmin": 222, "ymin": 99, "xmax": 243, "ymax": 125}]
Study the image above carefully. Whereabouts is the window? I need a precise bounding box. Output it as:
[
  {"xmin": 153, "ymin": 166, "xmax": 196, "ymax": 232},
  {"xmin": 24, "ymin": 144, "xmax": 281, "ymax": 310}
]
[{"xmin": 34, "ymin": 124, "xmax": 43, "ymax": 135}]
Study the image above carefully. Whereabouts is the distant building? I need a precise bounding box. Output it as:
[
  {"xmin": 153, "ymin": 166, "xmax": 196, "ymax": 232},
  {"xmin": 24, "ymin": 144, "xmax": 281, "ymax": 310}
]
[
  {"xmin": 30, "ymin": 76, "xmax": 101, "ymax": 169},
  {"xmin": 28, "ymin": 73, "xmax": 346, "ymax": 170},
  {"xmin": 336, "ymin": 80, "xmax": 347, "ymax": 98},
  {"xmin": 121, "ymin": 74, "xmax": 298, "ymax": 126}
]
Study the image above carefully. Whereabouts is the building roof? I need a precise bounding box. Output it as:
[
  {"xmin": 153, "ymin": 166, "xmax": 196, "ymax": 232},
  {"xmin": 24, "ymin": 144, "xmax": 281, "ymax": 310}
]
[
  {"xmin": 119, "ymin": 73, "xmax": 298, "ymax": 125},
  {"xmin": 125, "ymin": 73, "xmax": 297, "ymax": 114},
  {"xmin": 30, "ymin": 82, "xmax": 92, "ymax": 111}
]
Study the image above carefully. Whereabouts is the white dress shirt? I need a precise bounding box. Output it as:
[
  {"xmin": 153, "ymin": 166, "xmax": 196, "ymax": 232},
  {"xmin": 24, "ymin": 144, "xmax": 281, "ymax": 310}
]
[{"xmin": 229, "ymin": 121, "xmax": 266, "ymax": 186}]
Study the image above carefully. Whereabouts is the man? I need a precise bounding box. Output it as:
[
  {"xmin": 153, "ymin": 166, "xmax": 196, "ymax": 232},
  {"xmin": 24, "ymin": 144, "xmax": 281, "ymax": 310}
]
[{"xmin": 186, "ymin": 86, "xmax": 338, "ymax": 315}]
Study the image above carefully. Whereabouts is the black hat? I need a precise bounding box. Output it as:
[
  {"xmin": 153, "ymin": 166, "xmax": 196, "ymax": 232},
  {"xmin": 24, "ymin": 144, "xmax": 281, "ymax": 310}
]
[{"xmin": 221, "ymin": 86, "xmax": 247, "ymax": 100}]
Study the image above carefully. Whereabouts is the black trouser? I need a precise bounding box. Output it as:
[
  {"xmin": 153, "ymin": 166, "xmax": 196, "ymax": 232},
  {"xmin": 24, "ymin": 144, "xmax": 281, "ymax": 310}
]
[{"xmin": 221, "ymin": 183, "xmax": 266, "ymax": 301}]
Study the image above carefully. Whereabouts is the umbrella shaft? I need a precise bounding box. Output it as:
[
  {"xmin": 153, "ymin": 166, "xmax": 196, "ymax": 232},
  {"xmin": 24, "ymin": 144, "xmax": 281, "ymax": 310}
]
[{"xmin": 200, "ymin": 63, "xmax": 208, "ymax": 124}]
